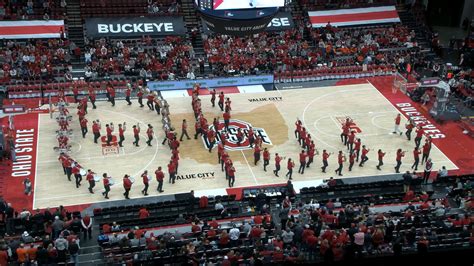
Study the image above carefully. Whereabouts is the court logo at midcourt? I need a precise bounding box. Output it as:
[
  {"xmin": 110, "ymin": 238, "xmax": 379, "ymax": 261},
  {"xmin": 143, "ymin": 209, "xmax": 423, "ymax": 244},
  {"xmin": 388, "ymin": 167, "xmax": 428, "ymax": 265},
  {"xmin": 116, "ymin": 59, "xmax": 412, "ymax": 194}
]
[{"xmin": 202, "ymin": 119, "xmax": 272, "ymax": 151}]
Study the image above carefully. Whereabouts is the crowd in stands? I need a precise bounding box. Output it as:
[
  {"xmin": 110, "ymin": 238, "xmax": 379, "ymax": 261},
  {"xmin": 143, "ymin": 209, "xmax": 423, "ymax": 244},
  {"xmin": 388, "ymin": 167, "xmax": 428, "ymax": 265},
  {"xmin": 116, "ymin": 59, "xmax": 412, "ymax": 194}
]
[
  {"xmin": 0, "ymin": 0, "xmax": 66, "ymax": 20},
  {"xmin": 80, "ymin": 0, "xmax": 180, "ymax": 17},
  {"xmin": 90, "ymin": 175, "xmax": 473, "ymax": 265},
  {"xmin": 0, "ymin": 204, "xmax": 92, "ymax": 265},
  {"xmin": 83, "ymin": 36, "xmax": 194, "ymax": 81},
  {"xmin": 0, "ymin": 38, "xmax": 75, "ymax": 84}
]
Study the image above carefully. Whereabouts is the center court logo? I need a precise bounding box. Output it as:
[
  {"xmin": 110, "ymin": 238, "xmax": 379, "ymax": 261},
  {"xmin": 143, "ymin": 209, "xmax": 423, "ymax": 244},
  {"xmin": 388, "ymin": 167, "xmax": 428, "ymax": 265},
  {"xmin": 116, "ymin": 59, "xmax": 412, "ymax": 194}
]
[{"xmin": 202, "ymin": 119, "xmax": 272, "ymax": 151}]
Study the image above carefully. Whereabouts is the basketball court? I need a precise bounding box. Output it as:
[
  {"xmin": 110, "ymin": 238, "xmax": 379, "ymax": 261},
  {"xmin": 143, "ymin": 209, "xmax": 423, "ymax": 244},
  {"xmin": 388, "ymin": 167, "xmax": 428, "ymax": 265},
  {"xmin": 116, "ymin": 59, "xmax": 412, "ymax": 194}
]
[{"xmin": 32, "ymin": 82, "xmax": 458, "ymax": 209}]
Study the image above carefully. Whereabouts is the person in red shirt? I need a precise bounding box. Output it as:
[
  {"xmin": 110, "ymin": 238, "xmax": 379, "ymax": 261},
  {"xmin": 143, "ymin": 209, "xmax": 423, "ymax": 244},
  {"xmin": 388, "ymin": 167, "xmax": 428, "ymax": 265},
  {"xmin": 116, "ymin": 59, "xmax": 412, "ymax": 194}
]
[
  {"xmin": 168, "ymin": 160, "xmax": 176, "ymax": 184},
  {"xmin": 253, "ymin": 144, "xmax": 261, "ymax": 165},
  {"xmin": 286, "ymin": 158, "xmax": 295, "ymax": 180},
  {"xmin": 321, "ymin": 150, "xmax": 330, "ymax": 173},
  {"xmin": 298, "ymin": 150, "xmax": 307, "ymax": 174},
  {"xmin": 155, "ymin": 166, "xmax": 164, "ymax": 192},
  {"xmin": 299, "ymin": 127, "xmax": 307, "ymax": 147},
  {"xmin": 125, "ymin": 85, "xmax": 132, "ymax": 105},
  {"xmin": 221, "ymin": 151, "xmax": 229, "ymax": 172},
  {"xmin": 348, "ymin": 150, "xmax": 356, "ymax": 171},
  {"xmin": 376, "ymin": 149, "xmax": 386, "ymax": 170},
  {"xmin": 359, "ymin": 145, "xmax": 370, "ymax": 167},
  {"xmin": 347, "ymin": 131, "xmax": 356, "ymax": 152},
  {"xmin": 92, "ymin": 120, "xmax": 101, "ymax": 144},
  {"xmin": 146, "ymin": 124, "xmax": 154, "ymax": 147},
  {"xmin": 412, "ymin": 147, "xmax": 421, "ymax": 171},
  {"xmin": 235, "ymin": 128, "xmax": 243, "ymax": 146},
  {"xmin": 218, "ymin": 91, "xmax": 225, "ymax": 111},
  {"xmin": 295, "ymin": 119, "xmax": 302, "ymax": 139},
  {"xmin": 138, "ymin": 207, "xmax": 149, "ymax": 219},
  {"xmin": 393, "ymin": 113, "xmax": 402, "ymax": 135},
  {"xmin": 86, "ymin": 169, "xmax": 95, "ymax": 194},
  {"xmin": 228, "ymin": 163, "xmax": 236, "ymax": 187},
  {"xmin": 421, "ymin": 140, "xmax": 431, "ymax": 164},
  {"xmin": 105, "ymin": 123, "xmax": 114, "ymax": 146},
  {"xmin": 223, "ymin": 111, "xmax": 231, "ymax": 131},
  {"xmin": 72, "ymin": 87, "xmax": 79, "ymax": 103},
  {"xmin": 262, "ymin": 148, "xmax": 270, "ymax": 171},
  {"xmin": 146, "ymin": 92, "xmax": 155, "ymax": 110},
  {"xmin": 137, "ymin": 87, "xmax": 144, "ymax": 107},
  {"xmin": 353, "ymin": 138, "xmax": 361, "ymax": 162},
  {"xmin": 247, "ymin": 127, "xmax": 255, "ymax": 147},
  {"xmin": 194, "ymin": 120, "xmax": 202, "ymax": 140},
  {"xmin": 80, "ymin": 117, "xmax": 88, "ymax": 138},
  {"xmin": 123, "ymin": 174, "xmax": 132, "ymax": 199},
  {"xmin": 306, "ymin": 147, "xmax": 317, "ymax": 168},
  {"xmin": 117, "ymin": 123, "xmax": 126, "ymax": 147},
  {"xmin": 414, "ymin": 126, "xmax": 424, "ymax": 149},
  {"xmin": 274, "ymin": 153, "xmax": 282, "ymax": 176},
  {"xmin": 102, "ymin": 173, "xmax": 111, "ymax": 199},
  {"xmin": 217, "ymin": 141, "xmax": 224, "ymax": 164},
  {"xmin": 210, "ymin": 89, "xmax": 216, "ymax": 107},
  {"xmin": 72, "ymin": 163, "xmax": 82, "ymax": 188},
  {"xmin": 207, "ymin": 129, "xmax": 216, "ymax": 152},
  {"xmin": 333, "ymin": 150, "xmax": 344, "ymax": 175},
  {"xmin": 340, "ymin": 124, "xmax": 349, "ymax": 145},
  {"xmin": 132, "ymin": 124, "xmax": 140, "ymax": 146},
  {"xmin": 395, "ymin": 148, "xmax": 405, "ymax": 173},
  {"xmin": 141, "ymin": 170, "xmax": 149, "ymax": 196}
]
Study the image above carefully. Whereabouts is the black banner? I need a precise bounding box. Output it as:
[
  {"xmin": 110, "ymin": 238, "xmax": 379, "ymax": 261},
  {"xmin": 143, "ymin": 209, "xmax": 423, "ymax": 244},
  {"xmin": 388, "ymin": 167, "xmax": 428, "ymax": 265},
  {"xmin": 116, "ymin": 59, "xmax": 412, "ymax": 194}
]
[
  {"xmin": 202, "ymin": 11, "xmax": 293, "ymax": 34},
  {"xmin": 85, "ymin": 16, "xmax": 186, "ymax": 38},
  {"xmin": 199, "ymin": 7, "xmax": 279, "ymax": 36}
]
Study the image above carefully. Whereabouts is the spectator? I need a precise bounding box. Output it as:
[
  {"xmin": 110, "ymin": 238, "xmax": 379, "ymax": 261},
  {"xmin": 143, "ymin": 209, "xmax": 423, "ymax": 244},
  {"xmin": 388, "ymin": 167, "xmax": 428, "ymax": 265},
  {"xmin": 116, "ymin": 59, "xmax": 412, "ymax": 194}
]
[
  {"xmin": 69, "ymin": 239, "xmax": 80, "ymax": 265},
  {"xmin": 138, "ymin": 207, "xmax": 150, "ymax": 219}
]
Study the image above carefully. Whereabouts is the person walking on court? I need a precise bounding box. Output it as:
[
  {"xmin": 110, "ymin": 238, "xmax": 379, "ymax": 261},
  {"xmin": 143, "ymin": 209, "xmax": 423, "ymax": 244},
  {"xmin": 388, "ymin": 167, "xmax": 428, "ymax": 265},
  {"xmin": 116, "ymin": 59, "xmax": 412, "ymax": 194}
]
[
  {"xmin": 137, "ymin": 87, "xmax": 144, "ymax": 107},
  {"xmin": 286, "ymin": 158, "xmax": 295, "ymax": 180},
  {"xmin": 146, "ymin": 124, "xmax": 154, "ymax": 146},
  {"xmin": 393, "ymin": 114, "xmax": 403, "ymax": 135},
  {"xmin": 118, "ymin": 123, "xmax": 126, "ymax": 147},
  {"xmin": 218, "ymin": 91, "xmax": 225, "ymax": 111},
  {"xmin": 210, "ymin": 89, "xmax": 216, "ymax": 107},
  {"xmin": 414, "ymin": 126, "xmax": 424, "ymax": 149},
  {"xmin": 141, "ymin": 170, "xmax": 149, "ymax": 196},
  {"xmin": 253, "ymin": 145, "xmax": 261, "ymax": 165},
  {"xmin": 376, "ymin": 149, "xmax": 386, "ymax": 170},
  {"xmin": 423, "ymin": 159, "xmax": 433, "ymax": 184},
  {"xmin": 411, "ymin": 147, "xmax": 421, "ymax": 171},
  {"xmin": 132, "ymin": 124, "xmax": 140, "ymax": 147},
  {"xmin": 335, "ymin": 151, "xmax": 345, "ymax": 176},
  {"xmin": 359, "ymin": 146, "xmax": 370, "ymax": 167},
  {"xmin": 180, "ymin": 119, "xmax": 191, "ymax": 141},
  {"xmin": 298, "ymin": 150, "xmax": 307, "ymax": 174},
  {"xmin": 405, "ymin": 119, "xmax": 414, "ymax": 140},
  {"xmin": 421, "ymin": 141, "xmax": 431, "ymax": 164},
  {"xmin": 395, "ymin": 149, "xmax": 405, "ymax": 173},
  {"xmin": 348, "ymin": 150, "xmax": 356, "ymax": 171},
  {"xmin": 274, "ymin": 153, "xmax": 282, "ymax": 177},
  {"xmin": 125, "ymin": 84, "xmax": 132, "ymax": 105},
  {"xmin": 155, "ymin": 167, "xmax": 164, "ymax": 193},
  {"xmin": 228, "ymin": 163, "xmax": 236, "ymax": 187},
  {"xmin": 263, "ymin": 148, "xmax": 270, "ymax": 171},
  {"xmin": 92, "ymin": 120, "xmax": 101, "ymax": 144},
  {"xmin": 102, "ymin": 173, "xmax": 111, "ymax": 199},
  {"xmin": 321, "ymin": 150, "xmax": 330, "ymax": 173},
  {"xmin": 123, "ymin": 175, "xmax": 132, "ymax": 199}
]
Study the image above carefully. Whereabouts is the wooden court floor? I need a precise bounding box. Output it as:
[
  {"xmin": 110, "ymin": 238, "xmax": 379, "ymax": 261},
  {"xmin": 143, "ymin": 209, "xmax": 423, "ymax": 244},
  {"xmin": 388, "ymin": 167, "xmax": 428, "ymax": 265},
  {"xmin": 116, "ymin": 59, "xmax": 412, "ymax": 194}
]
[{"xmin": 34, "ymin": 83, "xmax": 458, "ymax": 209}]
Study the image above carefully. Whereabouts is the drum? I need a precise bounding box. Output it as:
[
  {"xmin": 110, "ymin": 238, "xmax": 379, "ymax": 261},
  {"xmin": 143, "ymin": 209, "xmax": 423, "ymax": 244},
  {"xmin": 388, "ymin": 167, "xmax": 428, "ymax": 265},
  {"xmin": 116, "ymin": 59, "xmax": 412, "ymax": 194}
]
[
  {"xmin": 108, "ymin": 178, "xmax": 115, "ymax": 186},
  {"xmin": 129, "ymin": 177, "xmax": 136, "ymax": 184},
  {"xmin": 93, "ymin": 174, "xmax": 101, "ymax": 182},
  {"xmin": 79, "ymin": 169, "xmax": 87, "ymax": 176},
  {"xmin": 147, "ymin": 175, "xmax": 152, "ymax": 182}
]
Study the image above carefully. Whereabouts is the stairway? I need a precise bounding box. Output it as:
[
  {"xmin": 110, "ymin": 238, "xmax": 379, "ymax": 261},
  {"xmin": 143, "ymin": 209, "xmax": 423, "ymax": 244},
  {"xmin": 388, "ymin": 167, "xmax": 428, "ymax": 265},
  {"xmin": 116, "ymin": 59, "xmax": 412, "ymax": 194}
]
[{"xmin": 65, "ymin": 0, "xmax": 86, "ymax": 78}]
